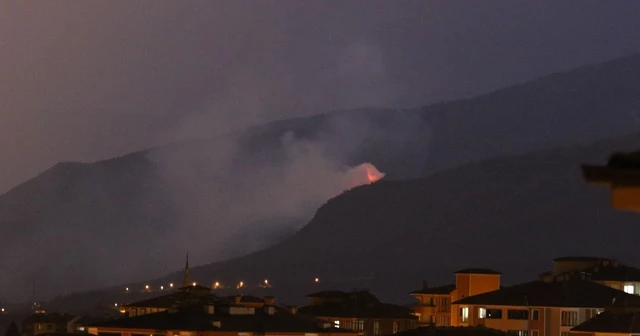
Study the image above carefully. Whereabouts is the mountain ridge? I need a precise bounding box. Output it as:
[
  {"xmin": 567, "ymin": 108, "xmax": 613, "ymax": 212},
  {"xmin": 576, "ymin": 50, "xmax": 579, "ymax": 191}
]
[{"xmin": 3, "ymin": 53, "xmax": 640, "ymax": 302}]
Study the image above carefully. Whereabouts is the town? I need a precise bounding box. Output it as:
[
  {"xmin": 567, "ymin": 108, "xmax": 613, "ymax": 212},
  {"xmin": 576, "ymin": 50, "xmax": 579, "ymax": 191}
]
[{"xmin": 1, "ymin": 254, "xmax": 639, "ymax": 336}]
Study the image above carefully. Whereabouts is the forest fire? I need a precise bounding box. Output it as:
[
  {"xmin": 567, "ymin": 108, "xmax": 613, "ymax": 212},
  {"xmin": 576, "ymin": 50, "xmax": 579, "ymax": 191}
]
[{"xmin": 346, "ymin": 162, "xmax": 385, "ymax": 188}]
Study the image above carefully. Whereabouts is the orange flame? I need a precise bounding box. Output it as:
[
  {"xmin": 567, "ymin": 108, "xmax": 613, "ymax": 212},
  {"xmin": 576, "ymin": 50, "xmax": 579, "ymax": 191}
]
[{"xmin": 347, "ymin": 162, "xmax": 385, "ymax": 188}]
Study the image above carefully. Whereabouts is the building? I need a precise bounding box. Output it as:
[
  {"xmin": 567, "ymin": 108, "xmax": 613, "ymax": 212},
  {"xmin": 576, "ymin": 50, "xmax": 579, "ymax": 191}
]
[
  {"xmin": 21, "ymin": 313, "xmax": 77, "ymax": 336},
  {"xmin": 450, "ymin": 277, "xmax": 640, "ymax": 336},
  {"xmin": 570, "ymin": 307, "xmax": 640, "ymax": 336},
  {"xmin": 581, "ymin": 150, "xmax": 640, "ymax": 212},
  {"xmin": 89, "ymin": 300, "xmax": 355, "ymax": 336},
  {"xmin": 410, "ymin": 269, "xmax": 502, "ymax": 327},
  {"xmin": 298, "ymin": 290, "xmax": 418, "ymax": 336},
  {"xmin": 410, "ymin": 283, "xmax": 456, "ymax": 326},
  {"xmin": 121, "ymin": 254, "xmax": 225, "ymax": 317},
  {"xmin": 388, "ymin": 326, "xmax": 509, "ymax": 336},
  {"xmin": 551, "ymin": 257, "xmax": 640, "ymax": 294}
]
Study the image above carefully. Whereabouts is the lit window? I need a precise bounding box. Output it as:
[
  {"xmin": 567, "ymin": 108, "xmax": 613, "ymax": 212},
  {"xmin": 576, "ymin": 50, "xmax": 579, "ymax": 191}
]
[
  {"xmin": 478, "ymin": 308, "xmax": 486, "ymax": 319},
  {"xmin": 373, "ymin": 321, "xmax": 380, "ymax": 335},
  {"xmin": 461, "ymin": 307, "xmax": 469, "ymax": 323},
  {"xmin": 624, "ymin": 284, "xmax": 635, "ymax": 294},
  {"xmin": 334, "ymin": 320, "xmax": 340, "ymax": 328},
  {"xmin": 393, "ymin": 321, "xmax": 399, "ymax": 334}
]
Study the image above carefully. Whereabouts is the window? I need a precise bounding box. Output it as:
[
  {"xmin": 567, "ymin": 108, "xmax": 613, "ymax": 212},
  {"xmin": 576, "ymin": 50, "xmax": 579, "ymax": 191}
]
[
  {"xmin": 561, "ymin": 311, "xmax": 578, "ymax": 326},
  {"xmin": 460, "ymin": 307, "xmax": 469, "ymax": 323},
  {"xmin": 36, "ymin": 324, "xmax": 43, "ymax": 330},
  {"xmin": 354, "ymin": 320, "xmax": 364, "ymax": 331},
  {"xmin": 373, "ymin": 321, "xmax": 380, "ymax": 336},
  {"xmin": 486, "ymin": 309, "xmax": 503, "ymax": 319},
  {"xmin": 439, "ymin": 316, "xmax": 448, "ymax": 326},
  {"xmin": 393, "ymin": 322, "xmax": 399, "ymax": 334},
  {"xmin": 507, "ymin": 331, "xmax": 528, "ymax": 336},
  {"xmin": 561, "ymin": 332, "xmax": 570, "ymax": 336},
  {"xmin": 478, "ymin": 308, "xmax": 487, "ymax": 319},
  {"xmin": 531, "ymin": 330, "xmax": 539, "ymax": 336},
  {"xmin": 46, "ymin": 324, "xmax": 53, "ymax": 331},
  {"xmin": 625, "ymin": 284, "xmax": 636, "ymax": 294},
  {"xmin": 429, "ymin": 315, "xmax": 435, "ymax": 324},
  {"xmin": 507, "ymin": 309, "xmax": 529, "ymax": 320},
  {"xmin": 532, "ymin": 309, "xmax": 539, "ymax": 320},
  {"xmin": 333, "ymin": 320, "xmax": 340, "ymax": 328}
]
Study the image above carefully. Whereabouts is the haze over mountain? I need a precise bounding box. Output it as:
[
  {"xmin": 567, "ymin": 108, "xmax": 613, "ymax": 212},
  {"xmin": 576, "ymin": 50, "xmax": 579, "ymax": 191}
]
[
  {"xmin": 50, "ymin": 120, "xmax": 640, "ymax": 313},
  {"xmin": 2, "ymin": 54, "xmax": 640, "ymax": 302}
]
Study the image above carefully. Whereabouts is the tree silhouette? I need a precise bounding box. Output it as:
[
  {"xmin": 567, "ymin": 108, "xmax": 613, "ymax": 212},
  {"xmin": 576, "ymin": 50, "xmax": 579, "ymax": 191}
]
[{"xmin": 3, "ymin": 321, "xmax": 19, "ymax": 336}]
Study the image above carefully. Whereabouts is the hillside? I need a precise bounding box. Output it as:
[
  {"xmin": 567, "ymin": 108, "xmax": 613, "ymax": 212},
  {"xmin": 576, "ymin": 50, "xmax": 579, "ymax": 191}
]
[
  {"xmin": 2, "ymin": 54, "xmax": 640, "ymax": 302},
  {"xmin": 141, "ymin": 130, "xmax": 640, "ymax": 305},
  {"xmin": 48, "ymin": 128, "xmax": 640, "ymax": 313}
]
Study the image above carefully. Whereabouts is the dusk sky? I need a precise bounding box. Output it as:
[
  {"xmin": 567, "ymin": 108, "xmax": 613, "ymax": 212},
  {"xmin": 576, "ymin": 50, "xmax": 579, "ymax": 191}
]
[{"xmin": 2, "ymin": 1, "xmax": 640, "ymax": 193}]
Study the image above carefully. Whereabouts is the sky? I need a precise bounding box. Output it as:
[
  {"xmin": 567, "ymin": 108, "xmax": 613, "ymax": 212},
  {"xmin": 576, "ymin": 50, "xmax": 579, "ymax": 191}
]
[{"xmin": 1, "ymin": 1, "xmax": 640, "ymax": 193}]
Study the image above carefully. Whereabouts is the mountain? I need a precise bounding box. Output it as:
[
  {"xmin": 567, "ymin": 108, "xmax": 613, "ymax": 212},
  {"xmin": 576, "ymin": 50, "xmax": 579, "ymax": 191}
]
[
  {"xmin": 3, "ymin": 54, "xmax": 640, "ymax": 302},
  {"xmin": 49, "ymin": 126, "xmax": 640, "ymax": 314}
]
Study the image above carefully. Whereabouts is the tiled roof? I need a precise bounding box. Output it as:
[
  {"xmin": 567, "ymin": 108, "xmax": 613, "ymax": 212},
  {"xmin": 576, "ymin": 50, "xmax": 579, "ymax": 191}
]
[
  {"xmin": 453, "ymin": 279, "xmax": 640, "ymax": 308},
  {"xmin": 559, "ymin": 264, "xmax": 640, "ymax": 282},
  {"xmin": 571, "ymin": 310, "xmax": 640, "ymax": 333},
  {"xmin": 92, "ymin": 304, "xmax": 355, "ymax": 333},
  {"xmin": 410, "ymin": 284, "xmax": 456, "ymax": 295},
  {"xmin": 388, "ymin": 326, "xmax": 509, "ymax": 336},
  {"xmin": 300, "ymin": 290, "xmax": 416, "ymax": 319},
  {"xmin": 298, "ymin": 302, "xmax": 417, "ymax": 319},
  {"xmin": 454, "ymin": 268, "xmax": 501, "ymax": 275}
]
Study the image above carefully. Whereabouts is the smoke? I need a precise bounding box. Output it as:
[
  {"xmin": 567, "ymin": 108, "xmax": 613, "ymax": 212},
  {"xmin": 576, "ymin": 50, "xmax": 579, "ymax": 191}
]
[{"xmin": 145, "ymin": 118, "xmax": 392, "ymax": 264}]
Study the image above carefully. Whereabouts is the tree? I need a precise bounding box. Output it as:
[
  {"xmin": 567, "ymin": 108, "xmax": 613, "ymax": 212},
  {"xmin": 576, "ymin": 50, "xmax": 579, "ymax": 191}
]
[{"xmin": 4, "ymin": 321, "xmax": 19, "ymax": 336}]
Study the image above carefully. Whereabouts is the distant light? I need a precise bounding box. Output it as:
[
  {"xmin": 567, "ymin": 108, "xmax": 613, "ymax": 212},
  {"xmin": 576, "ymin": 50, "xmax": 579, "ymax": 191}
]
[
  {"xmin": 1, "ymin": 308, "xmax": 4, "ymax": 312},
  {"xmin": 192, "ymin": 282, "xmax": 197, "ymax": 286},
  {"xmin": 114, "ymin": 303, "xmax": 118, "ymax": 307},
  {"xmin": 264, "ymin": 279, "xmax": 269, "ymax": 284},
  {"xmin": 125, "ymin": 287, "xmax": 129, "ymax": 291},
  {"xmin": 145, "ymin": 285, "xmax": 150, "ymax": 290},
  {"xmin": 160, "ymin": 286, "xmax": 164, "ymax": 290},
  {"xmin": 315, "ymin": 278, "xmax": 319, "ymax": 283},
  {"xmin": 169, "ymin": 283, "xmax": 174, "ymax": 288},
  {"xmin": 214, "ymin": 282, "xmax": 220, "ymax": 289}
]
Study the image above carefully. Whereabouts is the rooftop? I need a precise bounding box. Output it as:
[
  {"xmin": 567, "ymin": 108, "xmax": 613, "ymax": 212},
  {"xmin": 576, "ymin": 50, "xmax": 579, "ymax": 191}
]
[
  {"xmin": 572, "ymin": 310, "xmax": 640, "ymax": 333},
  {"xmin": 557, "ymin": 263, "xmax": 640, "ymax": 282},
  {"xmin": 454, "ymin": 268, "xmax": 501, "ymax": 275},
  {"xmin": 388, "ymin": 326, "xmax": 509, "ymax": 336},
  {"xmin": 92, "ymin": 304, "xmax": 354, "ymax": 334},
  {"xmin": 300, "ymin": 291, "xmax": 416, "ymax": 319},
  {"xmin": 410, "ymin": 284, "xmax": 456, "ymax": 295},
  {"xmin": 453, "ymin": 279, "xmax": 640, "ymax": 308}
]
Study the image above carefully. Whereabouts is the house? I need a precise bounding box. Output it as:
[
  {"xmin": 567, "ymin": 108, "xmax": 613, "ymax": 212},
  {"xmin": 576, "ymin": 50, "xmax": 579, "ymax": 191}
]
[
  {"xmin": 451, "ymin": 277, "xmax": 640, "ymax": 336},
  {"xmin": 581, "ymin": 150, "xmax": 640, "ymax": 212},
  {"xmin": 298, "ymin": 290, "xmax": 418, "ymax": 336},
  {"xmin": 570, "ymin": 307, "xmax": 640, "ymax": 336},
  {"xmin": 551, "ymin": 257, "xmax": 640, "ymax": 294},
  {"xmin": 88, "ymin": 301, "xmax": 355, "ymax": 336},
  {"xmin": 410, "ymin": 269, "xmax": 502, "ymax": 327},
  {"xmin": 21, "ymin": 313, "xmax": 76, "ymax": 336}
]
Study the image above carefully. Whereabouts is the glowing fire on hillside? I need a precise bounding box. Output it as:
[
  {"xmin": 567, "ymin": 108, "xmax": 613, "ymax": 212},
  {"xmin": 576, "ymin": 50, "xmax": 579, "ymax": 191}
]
[{"xmin": 346, "ymin": 162, "xmax": 385, "ymax": 188}]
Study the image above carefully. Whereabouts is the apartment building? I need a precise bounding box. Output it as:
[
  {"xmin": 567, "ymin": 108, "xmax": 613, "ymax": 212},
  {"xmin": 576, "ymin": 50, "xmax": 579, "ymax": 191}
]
[
  {"xmin": 298, "ymin": 290, "xmax": 418, "ymax": 336},
  {"xmin": 410, "ymin": 269, "xmax": 502, "ymax": 327},
  {"xmin": 450, "ymin": 278, "xmax": 640, "ymax": 336}
]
